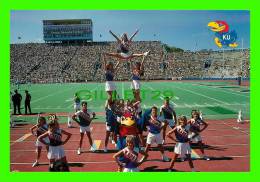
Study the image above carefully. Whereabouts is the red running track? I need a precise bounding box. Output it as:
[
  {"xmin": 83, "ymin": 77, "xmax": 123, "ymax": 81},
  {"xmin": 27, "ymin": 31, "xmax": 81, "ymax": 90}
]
[{"xmin": 10, "ymin": 119, "xmax": 249, "ymax": 172}]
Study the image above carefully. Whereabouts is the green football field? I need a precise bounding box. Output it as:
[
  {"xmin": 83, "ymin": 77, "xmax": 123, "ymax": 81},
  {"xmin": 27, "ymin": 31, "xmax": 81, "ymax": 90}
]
[{"xmin": 10, "ymin": 80, "xmax": 250, "ymax": 124}]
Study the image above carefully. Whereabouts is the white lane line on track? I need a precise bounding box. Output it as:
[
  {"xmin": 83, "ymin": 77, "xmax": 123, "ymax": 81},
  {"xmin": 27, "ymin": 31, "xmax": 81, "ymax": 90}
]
[
  {"xmin": 10, "ymin": 143, "xmax": 249, "ymax": 152},
  {"xmin": 11, "ymin": 161, "xmax": 116, "ymax": 165}
]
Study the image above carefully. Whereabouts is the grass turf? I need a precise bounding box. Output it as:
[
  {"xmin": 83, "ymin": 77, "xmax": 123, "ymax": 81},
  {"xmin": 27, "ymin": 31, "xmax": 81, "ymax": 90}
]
[{"xmin": 10, "ymin": 80, "xmax": 250, "ymax": 124}]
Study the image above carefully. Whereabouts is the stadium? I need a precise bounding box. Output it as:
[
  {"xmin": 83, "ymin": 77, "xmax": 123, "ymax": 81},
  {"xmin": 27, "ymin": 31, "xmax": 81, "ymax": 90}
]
[{"xmin": 10, "ymin": 16, "xmax": 250, "ymax": 172}]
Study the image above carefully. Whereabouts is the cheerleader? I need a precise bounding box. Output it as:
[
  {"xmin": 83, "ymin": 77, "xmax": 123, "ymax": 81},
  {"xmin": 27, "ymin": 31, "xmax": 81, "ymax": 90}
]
[
  {"xmin": 104, "ymin": 60, "xmax": 120, "ymax": 103},
  {"xmin": 105, "ymin": 29, "xmax": 149, "ymax": 61},
  {"xmin": 160, "ymin": 97, "xmax": 177, "ymax": 143},
  {"xmin": 131, "ymin": 99, "xmax": 145, "ymax": 147},
  {"xmin": 30, "ymin": 116, "xmax": 49, "ymax": 167},
  {"xmin": 104, "ymin": 99, "xmax": 117, "ymax": 152},
  {"xmin": 167, "ymin": 115, "xmax": 195, "ymax": 172},
  {"xmin": 144, "ymin": 106, "xmax": 170, "ymax": 162},
  {"xmin": 188, "ymin": 110, "xmax": 210, "ymax": 160},
  {"xmin": 113, "ymin": 135, "xmax": 147, "ymax": 172},
  {"xmin": 72, "ymin": 101, "xmax": 96, "ymax": 154},
  {"xmin": 38, "ymin": 115, "xmax": 71, "ymax": 171},
  {"xmin": 73, "ymin": 93, "xmax": 81, "ymax": 112},
  {"xmin": 131, "ymin": 56, "xmax": 146, "ymax": 101}
]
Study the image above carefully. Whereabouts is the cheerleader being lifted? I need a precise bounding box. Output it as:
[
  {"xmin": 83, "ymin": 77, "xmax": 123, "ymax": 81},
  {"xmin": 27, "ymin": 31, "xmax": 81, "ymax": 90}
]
[{"xmin": 104, "ymin": 29, "xmax": 150, "ymax": 62}]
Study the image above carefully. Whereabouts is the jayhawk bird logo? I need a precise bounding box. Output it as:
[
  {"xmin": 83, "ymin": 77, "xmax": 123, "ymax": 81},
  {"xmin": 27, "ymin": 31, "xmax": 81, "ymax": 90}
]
[{"xmin": 208, "ymin": 21, "xmax": 238, "ymax": 48}]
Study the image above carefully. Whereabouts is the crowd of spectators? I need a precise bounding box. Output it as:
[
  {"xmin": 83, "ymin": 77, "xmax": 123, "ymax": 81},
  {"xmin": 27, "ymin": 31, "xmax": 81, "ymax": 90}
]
[{"xmin": 10, "ymin": 42, "xmax": 250, "ymax": 84}]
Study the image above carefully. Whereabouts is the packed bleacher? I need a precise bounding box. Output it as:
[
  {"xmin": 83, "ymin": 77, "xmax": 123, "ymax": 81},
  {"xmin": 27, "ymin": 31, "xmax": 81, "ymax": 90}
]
[{"xmin": 10, "ymin": 42, "xmax": 250, "ymax": 83}]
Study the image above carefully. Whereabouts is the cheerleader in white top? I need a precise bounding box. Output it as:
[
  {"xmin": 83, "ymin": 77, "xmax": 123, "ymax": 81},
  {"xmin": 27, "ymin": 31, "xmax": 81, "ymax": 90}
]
[
  {"xmin": 30, "ymin": 116, "xmax": 49, "ymax": 167},
  {"xmin": 104, "ymin": 61, "xmax": 120, "ymax": 103},
  {"xmin": 167, "ymin": 115, "xmax": 196, "ymax": 172},
  {"xmin": 160, "ymin": 97, "xmax": 177, "ymax": 143},
  {"xmin": 144, "ymin": 106, "xmax": 170, "ymax": 162},
  {"xmin": 113, "ymin": 135, "xmax": 147, "ymax": 172},
  {"xmin": 188, "ymin": 110, "xmax": 209, "ymax": 160},
  {"xmin": 38, "ymin": 115, "xmax": 71, "ymax": 171}
]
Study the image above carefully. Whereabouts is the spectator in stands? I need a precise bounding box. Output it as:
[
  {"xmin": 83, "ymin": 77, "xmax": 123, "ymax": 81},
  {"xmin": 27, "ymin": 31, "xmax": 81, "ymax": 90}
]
[
  {"xmin": 25, "ymin": 90, "xmax": 32, "ymax": 114},
  {"xmin": 12, "ymin": 90, "xmax": 22, "ymax": 115}
]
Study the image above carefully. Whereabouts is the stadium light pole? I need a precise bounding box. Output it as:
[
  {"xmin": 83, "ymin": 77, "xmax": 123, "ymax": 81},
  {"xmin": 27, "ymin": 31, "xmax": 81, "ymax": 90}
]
[
  {"xmin": 99, "ymin": 34, "xmax": 102, "ymax": 42},
  {"xmin": 17, "ymin": 36, "xmax": 22, "ymax": 43},
  {"xmin": 153, "ymin": 33, "xmax": 157, "ymax": 41}
]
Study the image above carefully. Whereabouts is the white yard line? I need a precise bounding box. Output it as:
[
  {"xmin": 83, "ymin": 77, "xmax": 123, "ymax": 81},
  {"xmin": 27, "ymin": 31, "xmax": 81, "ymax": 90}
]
[
  {"xmin": 31, "ymin": 86, "xmax": 75, "ymax": 104},
  {"xmin": 143, "ymin": 102, "xmax": 248, "ymax": 109},
  {"xmin": 184, "ymin": 103, "xmax": 192, "ymax": 108},
  {"xmin": 174, "ymin": 96, "xmax": 179, "ymax": 100},
  {"xmin": 66, "ymin": 104, "xmax": 74, "ymax": 109},
  {"xmin": 143, "ymin": 85, "xmax": 176, "ymax": 104},
  {"xmin": 171, "ymin": 101, "xmax": 178, "ymax": 107},
  {"xmin": 222, "ymin": 121, "xmax": 249, "ymax": 135},
  {"xmin": 65, "ymin": 83, "xmax": 103, "ymax": 109},
  {"xmin": 174, "ymin": 85, "xmax": 229, "ymax": 105},
  {"xmin": 188, "ymin": 82, "xmax": 250, "ymax": 98},
  {"xmin": 204, "ymin": 102, "xmax": 214, "ymax": 107}
]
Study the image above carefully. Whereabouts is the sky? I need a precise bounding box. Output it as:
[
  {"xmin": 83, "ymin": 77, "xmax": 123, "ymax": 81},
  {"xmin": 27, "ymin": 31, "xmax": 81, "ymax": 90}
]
[{"xmin": 10, "ymin": 10, "xmax": 250, "ymax": 51}]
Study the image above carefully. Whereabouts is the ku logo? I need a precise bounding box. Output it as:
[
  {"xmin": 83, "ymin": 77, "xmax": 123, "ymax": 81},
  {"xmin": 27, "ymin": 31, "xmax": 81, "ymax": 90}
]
[{"xmin": 208, "ymin": 21, "xmax": 238, "ymax": 48}]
